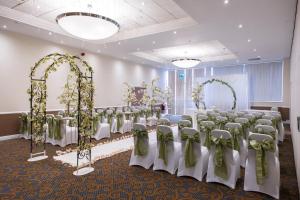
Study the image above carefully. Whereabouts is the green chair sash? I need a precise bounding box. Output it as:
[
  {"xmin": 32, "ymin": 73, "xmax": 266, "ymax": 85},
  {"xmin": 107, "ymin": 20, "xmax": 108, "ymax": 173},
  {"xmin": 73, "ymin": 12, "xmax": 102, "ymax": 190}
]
[
  {"xmin": 53, "ymin": 117, "xmax": 62, "ymax": 140},
  {"xmin": 93, "ymin": 115, "xmax": 100, "ymax": 135},
  {"xmin": 133, "ymin": 129, "xmax": 149, "ymax": 156},
  {"xmin": 156, "ymin": 110, "xmax": 161, "ymax": 119},
  {"xmin": 211, "ymin": 136, "xmax": 234, "ymax": 180},
  {"xmin": 248, "ymin": 139, "xmax": 275, "ymax": 185},
  {"xmin": 216, "ymin": 120, "xmax": 227, "ymax": 130},
  {"xmin": 19, "ymin": 113, "xmax": 28, "ymax": 133},
  {"xmin": 199, "ymin": 122, "xmax": 215, "ymax": 149},
  {"xmin": 133, "ymin": 112, "xmax": 139, "ymax": 123},
  {"xmin": 181, "ymin": 132, "xmax": 200, "ymax": 168},
  {"xmin": 226, "ymin": 127, "xmax": 242, "ymax": 151},
  {"xmin": 46, "ymin": 116, "xmax": 54, "ymax": 138},
  {"xmin": 116, "ymin": 113, "xmax": 124, "ymax": 131},
  {"xmin": 107, "ymin": 113, "xmax": 113, "ymax": 129},
  {"xmin": 157, "ymin": 130, "xmax": 174, "ymax": 165},
  {"xmin": 125, "ymin": 113, "xmax": 131, "ymax": 120}
]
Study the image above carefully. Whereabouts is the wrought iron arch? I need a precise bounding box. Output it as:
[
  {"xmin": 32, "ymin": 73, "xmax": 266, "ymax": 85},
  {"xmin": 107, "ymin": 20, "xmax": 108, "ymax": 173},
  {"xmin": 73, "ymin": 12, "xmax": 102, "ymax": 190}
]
[
  {"xmin": 29, "ymin": 53, "xmax": 94, "ymax": 170},
  {"xmin": 201, "ymin": 78, "xmax": 237, "ymax": 110}
]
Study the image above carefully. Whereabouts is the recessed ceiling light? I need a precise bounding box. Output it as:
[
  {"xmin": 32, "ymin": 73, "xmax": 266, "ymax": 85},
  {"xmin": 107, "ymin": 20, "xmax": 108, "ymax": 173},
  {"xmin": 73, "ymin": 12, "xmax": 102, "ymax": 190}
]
[
  {"xmin": 37, "ymin": 5, "xmax": 40, "ymax": 9},
  {"xmin": 224, "ymin": 0, "xmax": 229, "ymax": 4},
  {"xmin": 2, "ymin": 25, "xmax": 7, "ymax": 29},
  {"xmin": 48, "ymin": 31, "xmax": 52, "ymax": 35},
  {"xmin": 97, "ymin": 49, "xmax": 101, "ymax": 53},
  {"xmin": 141, "ymin": 2, "xmax": 145, "ymax": 6},
  {"xmin": 253, "ymin": 48, "xmax": 257, "ymax": 52},
  {"xmin": 257, "ymin": 55, "xmax": 261, "ymax": 58},
  {"xmin": 137, "ymin": 48, "xmax": 140, "ymax": 51},
  {"xmin": 173, "ymin": 31, "xmax": 177, "ymax": 34},
  {"xmin": 247, "ymin": 39, "xmax": 251, "ymax": 42},
  {"xmin": 238, "ymin": 24, "xmax": 243, "ymax": 29},
  {"xmin": 152, "ymin": 41, "xmax": 156, "ymax": 45},
  {"xmin": 118, "ymin": 41, "xmax": 121, "ymax": 45},
  {"xmin": 60, "ymin": 40, "xmax": 64, "ymax": 44}
]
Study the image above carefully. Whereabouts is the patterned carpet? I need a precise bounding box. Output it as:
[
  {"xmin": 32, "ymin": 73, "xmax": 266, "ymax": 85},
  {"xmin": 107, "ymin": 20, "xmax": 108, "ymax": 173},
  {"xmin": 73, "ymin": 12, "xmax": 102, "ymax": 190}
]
[{"xmin": 0, "ymin": 131, "xmax": 298, "ymax": 200}]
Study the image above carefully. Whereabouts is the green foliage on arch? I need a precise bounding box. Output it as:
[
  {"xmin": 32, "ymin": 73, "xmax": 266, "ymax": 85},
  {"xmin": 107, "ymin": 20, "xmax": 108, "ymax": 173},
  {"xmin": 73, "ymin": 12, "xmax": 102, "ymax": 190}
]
[
  {"xmin": 28, "ymin": 53, "xmax": 94, "ymax": 152},
  {"xmin": 200, "ymin": 78, "xmax": 237, "ymax": 110}
]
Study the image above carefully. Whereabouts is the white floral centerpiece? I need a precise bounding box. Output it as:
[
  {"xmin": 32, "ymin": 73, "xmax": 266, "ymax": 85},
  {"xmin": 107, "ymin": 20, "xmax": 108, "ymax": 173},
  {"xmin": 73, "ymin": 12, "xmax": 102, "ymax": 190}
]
[{"xmin": 123, "ymin": 82, "xmax": 138, "ymax": 106}]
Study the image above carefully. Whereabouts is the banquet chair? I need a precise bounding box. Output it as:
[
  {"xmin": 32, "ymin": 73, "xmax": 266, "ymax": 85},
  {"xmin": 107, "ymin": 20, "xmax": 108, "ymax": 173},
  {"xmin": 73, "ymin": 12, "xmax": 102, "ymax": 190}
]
[
  {"xmin": 104, "ymin": 109, "xmax": 114, "ymax": 126},
  {"xmin": 235, "ymin": 117, "xmax": 250, "ymax": 139},
  {"xmin": 271, "ymin": 107, "xmax": 279, "ymax": 111},
  {"xmin": 227, "ymin": 112, "xmax": 238, "ymax": 122},
  {"xmin": 253, "ymin": 112, "xmax": 264, "ymax": 119},
  {"xmin": 177, "ymin": 128, "xmax": 209, "ymax": 181},
  {"xmin": 129, "ymin": 123, "xmax": 155, "ymax": 169},
  {"xmin": 20, "ymin": 112, "xmax": 31, "ymax": 139},
  {"xmin": 157, "ymin": 118, "xmax": 171, "ymax": 126},
  {"xmin": 254, "ymin": 125, "xmax": 279, "ymax": 157},
  {"xmin": 237, "ymin": 112, "xmax": 245, "ymax": 117},
  {"xmin": 196, "ymin": 114, "xmax": 208, "ymax": 129},
  {"xmin": 153, "ymin": 125, "xmax": 181, "ymax": 174},
  {"xmin": 111, "ymin": 111, "xmax": 131, "ymax": 133},
  {"xmin": 215, "ymin": 116, "xmax": 228, "ymax": 130},
  {"xmin": 271, "ymin": 112, "xmax": 285, "ymax": 142},
  {"xmin": 147, "ymin": 109, "xmax": 157, "ymax": 126},
  {"xmin": 225, "ymin": 122, "xmax": 247, "ymax": 167},
  {"xmin": 220, "ymin": 111, "xmax": 228, "ymax": 117},
  {"xmin": 244, "ymin": 133, "xmax": 280, "ymax": 199},
  {"xmin": 206, "ymin": 129, "xmax": 240, "ymax": 189},
  {"xmin": 93, "ymin": 113, "xmax": 110, "ymax": 140},
  {"xmin": 177, "ymin": 120, "xmax": 192, "ymax": 142},
  {"xmin": 182, "ymin": 115, "xmax": 193, "ymax": 127},
  {"xmin": 139, "ymin": 109, "xmax": 147, "ymax": 126}
]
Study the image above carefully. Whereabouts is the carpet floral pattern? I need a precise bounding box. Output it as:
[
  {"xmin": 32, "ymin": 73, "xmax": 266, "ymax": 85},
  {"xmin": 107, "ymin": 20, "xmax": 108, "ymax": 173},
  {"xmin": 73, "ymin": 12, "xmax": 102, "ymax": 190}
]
[{"xmin": 0, "ymin": 132, "xmax": 298, "ymax": 200}]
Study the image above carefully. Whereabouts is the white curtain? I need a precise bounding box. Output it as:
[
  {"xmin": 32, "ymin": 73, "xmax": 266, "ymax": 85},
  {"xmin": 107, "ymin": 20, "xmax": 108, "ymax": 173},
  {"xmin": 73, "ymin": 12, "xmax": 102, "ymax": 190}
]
[
  {"xmin": 196, "ymin": 74, "xmax": 249, "ymax": 111},
  {"xmin": 245, "ymin": 62, "xmax": 283, "ymax": 102}
]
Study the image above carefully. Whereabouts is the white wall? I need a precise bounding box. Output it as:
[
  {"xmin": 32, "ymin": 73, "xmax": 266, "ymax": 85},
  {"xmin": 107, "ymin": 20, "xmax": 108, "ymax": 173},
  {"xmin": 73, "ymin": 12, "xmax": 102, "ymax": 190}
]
[
  {"xmin": 0, "ymin": 31, "xmax": 166, "ymax": 113},
  {"xmin": 290, "ymin": 0, "xmax": 300, "ymax": 193}
]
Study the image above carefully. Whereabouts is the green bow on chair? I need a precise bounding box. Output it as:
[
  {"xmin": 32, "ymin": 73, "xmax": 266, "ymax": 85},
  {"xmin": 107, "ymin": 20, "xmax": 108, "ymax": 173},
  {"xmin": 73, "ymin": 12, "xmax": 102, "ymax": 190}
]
[
  {"xmin": 211, "ymin": 136, "xmax": 234, "ymax": 180},
  {"xmin": 92, "ymin": 114, "xmax": 100, "ymax": 135},
  {"xmin": 53, "ymin": 116, "xmax": 62, "ymax": 140},
  {"xmin": 240, "ymin": 122, "xmax": 250, "ymax": 139},
  {"xmin": 215, "ymin": 119, "xmax": 227, "ymax": 130},
  {"xmin": 133, "ymin": 112, "xmax": 139, "ymax": 123},
  {"xmin": 181, "ymin": 131, "xmax": 200, "ymax": 168},
  {"xmin": 125, "ymin": 113, "xmax": 131, "ymax": 120},
  {"xmin": 116, "ymin": 113, "xmax": 124, "ymax": 131},
  {"xmin": 178, "ymin": 122, "xmax": 192, "ymax": 136},
  {"xmin": 46, "ymin": 115, "xmax": 54, "ymax": 138},
  {"xmin": 248, "ymin": 139, "xmax": 275, "ymax": 185},
  {"xmin": 200, "ymin": 122, "xmax": 215, "ymax": 149},
  {"xmin": 156, "ymin": 109, "xmax": 161, "ymax": 119},
  {"xmin": 19, "ymin": 113, "xmax": 28, "ymax": 133},
  {"xmin": 271, "ymin": 116, "xmax": 281, "ymax": 130},
  {"xmin": 157, "ymin": 130, "xmax": 173, "ymax": 165},
  {"xmin": 107, "ymin": 113, "xmax": 113, "ymax": 129},
  {"xmin": 98, "ymin": 112, "xmax": 104, "ymax": 123},
  {"xmin": 133, "ymin": 129, "xmax": 149, "ymax": 156},
  {"xmin": 226, "ymin": 127, "xmax": 242, "ymax": 151}
]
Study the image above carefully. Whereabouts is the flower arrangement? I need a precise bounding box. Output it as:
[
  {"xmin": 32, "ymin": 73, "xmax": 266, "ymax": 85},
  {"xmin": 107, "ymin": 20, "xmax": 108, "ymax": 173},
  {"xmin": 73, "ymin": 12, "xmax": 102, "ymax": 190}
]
[
  {"xmin": 123, "ymin": 82, "xmax": 138, "ymax": 106},
  {"xmin": 192, "ymin": 84, "xmax": 204, "ymax": 109}
]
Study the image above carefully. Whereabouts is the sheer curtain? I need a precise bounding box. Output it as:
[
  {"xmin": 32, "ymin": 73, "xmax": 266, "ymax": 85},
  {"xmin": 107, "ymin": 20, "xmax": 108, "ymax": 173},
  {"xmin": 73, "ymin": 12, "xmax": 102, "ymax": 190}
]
[
  {"xmin": 167, "ymin": 61, "xmax": 283, "ymax": 114},
  {"xmin": 245, "ymin": 62, "xmax": 283, "ymax": 102}
]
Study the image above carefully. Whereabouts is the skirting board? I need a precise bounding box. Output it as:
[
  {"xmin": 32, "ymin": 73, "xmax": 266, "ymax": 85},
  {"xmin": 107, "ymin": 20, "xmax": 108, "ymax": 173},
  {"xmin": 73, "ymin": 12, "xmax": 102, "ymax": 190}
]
[{"xmin": 0, "ymin": 134, "xmax": 21, "ymax": 141}]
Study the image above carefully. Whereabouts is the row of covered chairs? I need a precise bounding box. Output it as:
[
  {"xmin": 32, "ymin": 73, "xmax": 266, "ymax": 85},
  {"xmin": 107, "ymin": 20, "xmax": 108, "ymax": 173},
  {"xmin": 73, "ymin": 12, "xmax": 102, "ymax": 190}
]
[{"xmin": 130, "ymin": 116, "xmax": 280, "ymax": 199}]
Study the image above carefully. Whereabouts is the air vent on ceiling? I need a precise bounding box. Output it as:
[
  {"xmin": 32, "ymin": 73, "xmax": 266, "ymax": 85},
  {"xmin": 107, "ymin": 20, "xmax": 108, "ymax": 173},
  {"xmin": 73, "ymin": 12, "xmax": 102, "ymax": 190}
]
[{"xmin": 248, "ymin": 57, "xmax": 261, "ymax": 61}]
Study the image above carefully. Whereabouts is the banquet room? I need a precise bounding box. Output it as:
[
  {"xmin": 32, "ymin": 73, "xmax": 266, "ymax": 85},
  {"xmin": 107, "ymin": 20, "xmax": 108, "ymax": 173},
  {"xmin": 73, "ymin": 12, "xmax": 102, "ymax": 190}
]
[{"xmin": 0, "ymin": 0, "xmax": 300, "ymax": 199}]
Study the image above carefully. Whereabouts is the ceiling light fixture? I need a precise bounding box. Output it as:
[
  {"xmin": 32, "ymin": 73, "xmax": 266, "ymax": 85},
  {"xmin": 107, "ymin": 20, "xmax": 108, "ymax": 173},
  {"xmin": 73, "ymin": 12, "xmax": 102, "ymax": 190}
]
[
  {"xmin": 247, "ymin": 39, "xmax": 251, "ymax": 42},
  {"xmin": 224, "ymin": 0, "xmax": 229, "ymax": 4},
  {"xmin": 173, "ymin": 31, "xmax": 177, "ymax": 34},
  {"xmin": 253, "ymin": 48, "xmax": 257, "ymax": 52},
  {"xmin": 238, "ymin": 24, "xmax": 243, "ymax": 29},
  {"xmin": 48, "ymin": 31, "xmax": 52, "ymax": 35},
  {"xmin": 56, "ymin": 12, "xmax": 120, "ymax": 40},
  {"xmin": 172, "ymin": 58, "xmax": 201, "ymax": 68},
  {"xmin": 2, "ymin": 25, "xmax": 7, "ymax": 29}
]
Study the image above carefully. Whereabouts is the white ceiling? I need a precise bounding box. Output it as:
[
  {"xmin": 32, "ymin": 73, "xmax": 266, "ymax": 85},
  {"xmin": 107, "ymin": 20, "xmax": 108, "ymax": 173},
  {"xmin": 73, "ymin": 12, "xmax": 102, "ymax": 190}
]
[{"xmin": 0, "ymin": 0, "xmax": 297, "ymax": 69}]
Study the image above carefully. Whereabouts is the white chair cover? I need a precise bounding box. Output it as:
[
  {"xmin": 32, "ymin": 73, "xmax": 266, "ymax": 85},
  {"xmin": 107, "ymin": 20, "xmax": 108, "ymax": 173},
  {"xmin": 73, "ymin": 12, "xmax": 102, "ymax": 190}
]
[
  {"xmin": 254, "ymin": 125, "xmax": 279, "ymax": 157},
  {"xmin": 129, "ymin": 123, "xmax": 156, "ymax": 169},
  {"xmin": 177, "ymin": 128, "xmax": 209, "ymax": 181},
  {"xmin": 235, "ymin": 117, "xmax": 250, "ymax": 138},
  {"xmin": 153, "ymin": 125, "xmax": 181, "ymax": 174},
  {"xmin": 206, "ymin": 129, "xmax": 240, "ymax": 189},
  {"xmin": 111, "ymin": 111, "xmax": 132, "ymax": 134},
  {"xmin": 244, "ymin": 133, "xmax": 280, "ymax": 199},
  {"xmin": 225, "ymin": 122, "xmax": 247, "ymax": 168},
  {"xmin": 93, "ymin": 121, "xmax": 110, "ymax": 140},
  {"xmin": 199, "ymin": 121, "xmax": 215, "ymax": 146}
]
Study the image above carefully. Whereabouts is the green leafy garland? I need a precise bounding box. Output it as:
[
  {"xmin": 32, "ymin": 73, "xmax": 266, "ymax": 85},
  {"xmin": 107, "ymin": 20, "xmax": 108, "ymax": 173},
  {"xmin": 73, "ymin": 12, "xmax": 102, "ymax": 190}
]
[
  {"xmin": 28, "ymin": 53, "xmax": 94, "ymax": 152},
  {"xmin": 193, "ymin": 78, "xmax": 237, "ymax": 110}
]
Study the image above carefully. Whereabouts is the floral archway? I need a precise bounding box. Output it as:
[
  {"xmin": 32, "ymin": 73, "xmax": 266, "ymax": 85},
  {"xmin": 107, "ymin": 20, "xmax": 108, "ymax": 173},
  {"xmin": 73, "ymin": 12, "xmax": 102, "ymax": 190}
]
[
  {"xmin": 192, "ymin": 78, "xmax": 237, "ymax": 110},
  {"xmin": 28, "ymin": 53, "xmax": 94, "ymax": 170}
]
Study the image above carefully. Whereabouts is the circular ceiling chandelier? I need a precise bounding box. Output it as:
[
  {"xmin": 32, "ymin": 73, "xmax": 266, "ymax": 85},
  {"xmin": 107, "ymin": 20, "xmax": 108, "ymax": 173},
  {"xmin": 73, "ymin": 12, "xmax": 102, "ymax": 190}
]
[
  {"xmin": 171, "ymin": 58, "xmax": 201, "ymax": 68},
  {"xmin": 56, "ymin": 12, "xmax": 120, "ymax": 40}
]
